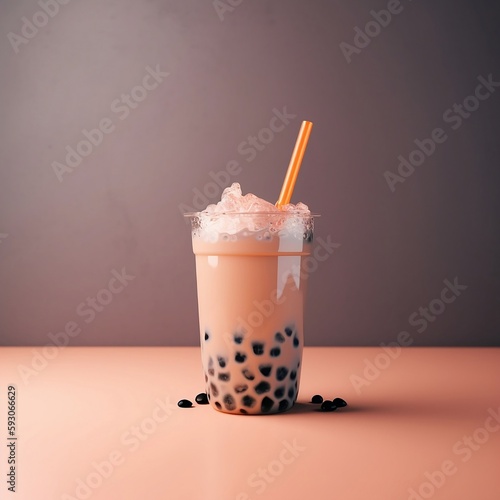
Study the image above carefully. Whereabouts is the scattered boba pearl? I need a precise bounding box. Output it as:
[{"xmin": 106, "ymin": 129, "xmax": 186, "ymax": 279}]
[
  {"xmin": 215, "ymin": 402, "xmax": 222, "ymax": 410},
  {"xmin": 288, "ymin": 387, "xmax": 295, "ymax": 398},
  {"xmin": 274, "ymin": 386, "xmax": 285, "ymax": 398},
  {"xmin": 293, "ymin": 336, "xmax": 299, "ymax": 348},
  {"xmin": 223, "ymin": 394, "xmax": 236, "ymax": 411},
  {"xmin": 279, "ymin": 399, "xmax": 289, "ymax": 411},
  {"xmin": 177, "ymin": 399, "xmax": 192, "ymax": 408},
  {"xmin": 255, "ymin": 381, "xmax": 271, "ymax": 394},
  {"xmin": 290, "ymin": 370, "xmax": 297, "ymax": 381},
  {"xmin": 242, "ymin": 369, "xmax": 255, "ymax": 380},
  {"xmin": 208, "ymin": 368, "xmax": 215, "ymax": 376},
  {"xmin": 252, "ymin": 342, "xmax": 265, "ymax": 355},
  {"xmin": 204, "ymin": 332, "xmax": 209, "ymax": 341},
  {"xmin": 320, "ymin": 400, "xmax": 337, "ymax": 412},
  {"xmin": 259, "ymin": 364, "xmax": 272, "ymax": 377},
  {"xmin": 235, "ymin": 352, "xmax": 247, "ymax": 363},
  {"xmin": 218, "ymin": 372, "xmax": 230, "ymax": 382},
  {"xmin": 234, "ymin": 384, "xmax": 248, "ymax": 393},
  {"xmin": 275, "ymin": 332, "xmax": 285, "ymax": 343},
  {"xmin": 204, "ymin": 374, "xmax": 208, "ymax": 382},
  {"xmin": 240, "ymin": 409, "xmax": 248, "ymax": 414},
  {"xmin": 242, "ymin": 395, "xmax": 256, "ymax": 408},
  {"xmin": 276, "ymin": 367, "xmax": 289, "ymax": 381},
  {"xmin": 195, "ymin": 393, "xmax": 209, "ymax": 405},
  {"xmin": 261, "ymin": 397, "xmax": 275, "ymax": 413},
  {"xmin": 270, "ymin": 347, "xmax": 281, "ymax": 357},
  {"xmin": 333, "ymin": 397, "xmax": 347, "ymax": 408},
  {"xmin": 234, "ymin": 334, "xmax": 243, "ymax": 344},
  {"xmin": 218, "ymin": 356, "xmax": 227, "ymax": 368},
  {"xmin": 284, "ymin": 327, "xmax": 294, "ymax": 337},
  {"xmin": 311, "ymin": 395, "xmax": 323, "ymax": 404},
  {"xmin": 210, "ymin": 383, "xmax": 219, "ymax": 397}
]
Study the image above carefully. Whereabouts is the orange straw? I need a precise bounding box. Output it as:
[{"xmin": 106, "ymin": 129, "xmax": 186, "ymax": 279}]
[{"xmin": 276, "ymin": 120, "xmax": 313, "ymax": 207}]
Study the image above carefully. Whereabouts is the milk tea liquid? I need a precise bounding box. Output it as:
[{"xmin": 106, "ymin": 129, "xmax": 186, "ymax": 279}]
[{"xmin": 188, "ymin": 184, "xmax": 314, "ymax": 415}]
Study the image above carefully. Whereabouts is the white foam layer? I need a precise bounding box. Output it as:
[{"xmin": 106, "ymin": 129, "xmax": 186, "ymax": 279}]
[
  {"xmin": 196, "ymin": 183, "xmax": 311, "ymax": 239},
  {"xmin": 204, "ymin": 183, "xmax": 310, "ymax": 215}
]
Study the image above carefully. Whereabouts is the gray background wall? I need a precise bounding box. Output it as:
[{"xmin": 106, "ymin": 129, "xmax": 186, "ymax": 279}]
[{"xmin": 0, "ymin": 0, "xmax": 499, "ymax": 347}]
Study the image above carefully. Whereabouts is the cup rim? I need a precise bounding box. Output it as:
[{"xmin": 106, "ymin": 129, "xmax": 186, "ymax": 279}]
[{"xmin": 183, "ymin": 211, "xmax": 320, "ymax": 218}]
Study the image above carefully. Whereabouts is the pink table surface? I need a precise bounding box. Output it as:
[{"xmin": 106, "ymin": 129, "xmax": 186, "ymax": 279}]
[{"xmin": 0, "ymin": 347, "xmax": 498, "ymax": 500}]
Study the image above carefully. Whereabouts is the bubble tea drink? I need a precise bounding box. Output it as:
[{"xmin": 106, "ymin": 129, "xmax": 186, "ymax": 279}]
[{"xmin": 186, "ymin": 183, "xmax": 315, "ymax": 414}]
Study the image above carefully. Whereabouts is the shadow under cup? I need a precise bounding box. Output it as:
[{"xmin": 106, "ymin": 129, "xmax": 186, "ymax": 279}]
[{"xmin": 185, "ymin": 211, "xmax": 317, "ymax": 415}]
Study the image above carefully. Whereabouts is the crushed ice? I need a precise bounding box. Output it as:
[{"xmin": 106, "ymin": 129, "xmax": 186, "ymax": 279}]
[{"xmin": 196, "ymin": 183, "xmax": 312, "ymax": 239}]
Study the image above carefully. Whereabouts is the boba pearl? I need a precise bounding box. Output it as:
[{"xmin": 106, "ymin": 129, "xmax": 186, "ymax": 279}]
[
  {"xmin": 259, "ymin": 364, "xmax": 272, "ymax": 377},
  {"xmin": 261, "ymin": 396, "xmax": 274, "ymax": 413},
  {"xmin": 311, "ymin": 395, "xmax": 323, "ymax": 404},
  {"xmin": 276, "ymin": 367, "xmax": 289, "ymax": 381},
  {"xmin": 252, "ymin": 342, "xmax": 265, "ymax": 355},
  {"xmin": 235, "ymin": 352, "xmax": 247, "ymax": 363},
  {"xmin": 279, "ymin": 399, "xmax": 289, "ymax": 411},
  {"xmin": 270, "ymin": 347, "xmax": 281, "ymax": 357},
  {"xmin": 242, "ymin": 395, "xmax": 256, "ymax": 408},
  {"xmin": 320, "ymin": 400, "xmax": 337, "ymax": 412},
  {"xmin": 333, "ymin": 397, "xmax": 347, "ymax": 408},
  {"xmin": 234, "ymin": 333, "xmax": 243, "ymax": 344},
  {"xmin": 234, "ymin": 384, "xmax": 248, "ymax": 393},
  {"xmin": 293, "ymin": 336, "xmax": 300, "ymax": 348},
  {"xmin": 290, "ymin": 370, "xmax": 297, "ymax": 381},
  {"xmin": 242, "ymin": 369, "xmax": 255, "ymax": 380},
  {"xmin": 195, "ymin": 393, "xmax": 209, "ymax": 405},
  {"xmin": 177, "ymin": 399, "xmax": 193, "ymax": 408},
  {"xmin": 223, "ymin": 394, "xmax": 236, "ymax": 411},
  {"xmin": 255, "ymin": 381, "xmax": 271, "ymax": 394},
  {"xmin": 218, "ymin": 372, "xmax": 230, "ymax": 381},
  {"xmin": 204, "ymin": 332, "xmax": 209, "ymax": 341},
  {"xmin": 284, "ymin": 327, "xmax": 294, "ymax": 337},
  {"xmin": 274, "ymin": 387, "xmax": 285, "ymax": 398},
  {"xmin": 275, "ymin": 332, "xmax": 285, "ymax": 343},
  {"xmin": 217, "ymin": 356, "xmax": 227, "ymax": 368}
]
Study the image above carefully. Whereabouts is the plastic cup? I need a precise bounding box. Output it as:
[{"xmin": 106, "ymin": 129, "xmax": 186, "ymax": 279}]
[{"xmin": 186, "ymin": 211, "xmax": 317, "ymax": 415}]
